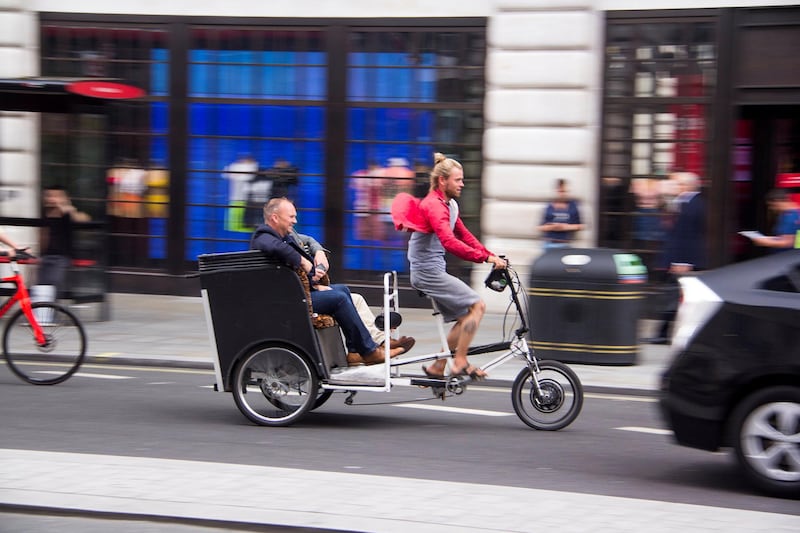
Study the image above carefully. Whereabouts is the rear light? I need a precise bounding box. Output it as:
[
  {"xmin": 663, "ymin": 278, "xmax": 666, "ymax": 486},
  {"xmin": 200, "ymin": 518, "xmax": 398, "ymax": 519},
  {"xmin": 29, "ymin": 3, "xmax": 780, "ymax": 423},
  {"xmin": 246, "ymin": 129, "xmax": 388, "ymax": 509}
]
[{"xmin": 671, "ymin": 276, "xmax": 723, "ymax": 353}]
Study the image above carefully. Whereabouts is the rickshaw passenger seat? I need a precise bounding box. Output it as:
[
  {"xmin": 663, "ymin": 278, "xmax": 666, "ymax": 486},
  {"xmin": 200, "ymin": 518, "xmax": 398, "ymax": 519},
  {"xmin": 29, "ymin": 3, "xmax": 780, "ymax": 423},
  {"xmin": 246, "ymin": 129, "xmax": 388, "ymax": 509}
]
[{"xmin": 295, "ymin": 268, "xmax": 337, "ymax": 329}]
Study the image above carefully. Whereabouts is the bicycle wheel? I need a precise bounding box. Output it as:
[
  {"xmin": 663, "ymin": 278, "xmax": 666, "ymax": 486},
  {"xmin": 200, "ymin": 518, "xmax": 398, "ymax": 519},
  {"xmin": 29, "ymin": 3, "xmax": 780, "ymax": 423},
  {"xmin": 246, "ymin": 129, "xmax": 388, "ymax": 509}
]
[
  {"xmin": 512, "ymin": 360, "xmax": 583, "ymax": 431},
  {"xmin": 3, "ymin": 302, "xmax": 87, "ymax": 385},
  {"xmin": 232, "ymin": 345, "xmax": 318, "ymax": 427}
]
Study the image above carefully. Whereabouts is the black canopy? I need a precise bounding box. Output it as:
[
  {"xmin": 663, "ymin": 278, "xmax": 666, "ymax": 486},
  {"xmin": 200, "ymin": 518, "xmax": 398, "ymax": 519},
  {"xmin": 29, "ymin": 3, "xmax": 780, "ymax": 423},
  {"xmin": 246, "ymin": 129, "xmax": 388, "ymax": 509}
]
[{"xmin": 0, "ymin": 77, "xmax": 145, "ymax": 112}]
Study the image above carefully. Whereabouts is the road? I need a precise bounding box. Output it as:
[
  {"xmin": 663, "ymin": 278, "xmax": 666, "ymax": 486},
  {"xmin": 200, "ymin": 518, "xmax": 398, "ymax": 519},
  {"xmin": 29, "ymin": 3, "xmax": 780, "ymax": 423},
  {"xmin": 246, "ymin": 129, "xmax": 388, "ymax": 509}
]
[{"xmin": 1, "ymin": 363, "xmax": 798, "ymax": 530}]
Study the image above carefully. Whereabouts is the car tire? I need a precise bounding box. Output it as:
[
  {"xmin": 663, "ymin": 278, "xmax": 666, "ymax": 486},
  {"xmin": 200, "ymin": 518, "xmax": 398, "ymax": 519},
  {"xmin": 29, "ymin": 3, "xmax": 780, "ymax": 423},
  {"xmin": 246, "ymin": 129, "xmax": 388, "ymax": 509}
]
[{"xmin": 730, "ymin": 386, "xmax": 800, "ymax": 498}]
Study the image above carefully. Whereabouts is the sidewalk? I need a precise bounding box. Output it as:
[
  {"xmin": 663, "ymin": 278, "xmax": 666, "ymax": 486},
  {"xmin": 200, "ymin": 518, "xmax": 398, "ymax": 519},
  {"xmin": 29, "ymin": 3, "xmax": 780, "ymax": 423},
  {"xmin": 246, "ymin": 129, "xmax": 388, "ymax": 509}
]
[{"xmin": 77, "ymin": 293, "xmax": 671, "ymax": 392}]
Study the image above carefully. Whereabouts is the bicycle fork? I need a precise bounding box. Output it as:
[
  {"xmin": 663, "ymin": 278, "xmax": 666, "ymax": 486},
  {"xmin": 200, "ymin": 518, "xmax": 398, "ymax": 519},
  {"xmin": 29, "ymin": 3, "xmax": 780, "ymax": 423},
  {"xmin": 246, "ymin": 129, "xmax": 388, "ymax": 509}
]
[
  {"xmin": 17, "ymin": 290, "xmax": 48, "ymax": 346},
  {"xmin": 519, "ymin": 339, "xmax": 547, "ymax": 398}
]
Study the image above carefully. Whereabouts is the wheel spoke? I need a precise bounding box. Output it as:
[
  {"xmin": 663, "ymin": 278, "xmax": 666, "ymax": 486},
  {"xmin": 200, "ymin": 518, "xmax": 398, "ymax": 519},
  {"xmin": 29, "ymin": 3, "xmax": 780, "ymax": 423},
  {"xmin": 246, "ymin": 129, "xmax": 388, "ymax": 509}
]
[
  {"xmin": 3, "ymin": 304, "xmax": 86, "ymax": 385},
  {"xmin": 232, "ymin": 346, "xmax": 317, "ymax": 427}
]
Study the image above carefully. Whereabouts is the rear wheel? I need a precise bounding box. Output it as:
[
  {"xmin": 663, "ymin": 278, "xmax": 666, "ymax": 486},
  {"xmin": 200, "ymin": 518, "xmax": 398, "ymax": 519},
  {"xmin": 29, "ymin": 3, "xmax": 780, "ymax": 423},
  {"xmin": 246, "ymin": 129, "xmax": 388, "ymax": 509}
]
[
  {"xmin": 512, "ymin": 360, "xmax": 583, "ymax": 431},
  {"xmin": 731, "ymin": 386, "xmax": 800, "ymax": 498},
  {"xmin": 3, "ymin": 303, "xmax": 86, "ymax": 385},
  {"xmin": 232, "ymin": 345, "xmax": 318, "ymax": 427}
]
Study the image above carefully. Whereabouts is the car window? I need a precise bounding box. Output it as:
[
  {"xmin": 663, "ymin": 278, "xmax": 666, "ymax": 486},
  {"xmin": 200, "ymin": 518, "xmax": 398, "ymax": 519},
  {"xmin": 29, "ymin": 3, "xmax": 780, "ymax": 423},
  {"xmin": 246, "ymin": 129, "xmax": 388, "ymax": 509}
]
[{"xmin": 760, "ymin": 262, "xmax": 800, "ymax": 293}]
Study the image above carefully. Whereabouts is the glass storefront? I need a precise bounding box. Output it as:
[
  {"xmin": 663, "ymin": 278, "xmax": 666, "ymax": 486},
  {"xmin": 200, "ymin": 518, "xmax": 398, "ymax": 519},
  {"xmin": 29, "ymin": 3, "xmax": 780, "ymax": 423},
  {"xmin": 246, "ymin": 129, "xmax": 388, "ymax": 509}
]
[
  {"xmin": 39, "ymin": 16, "xmax": 486, "ymax": 285},
  {"xmin": 599, "ymin": 14, "xmax": 717, "ymax": 270}
]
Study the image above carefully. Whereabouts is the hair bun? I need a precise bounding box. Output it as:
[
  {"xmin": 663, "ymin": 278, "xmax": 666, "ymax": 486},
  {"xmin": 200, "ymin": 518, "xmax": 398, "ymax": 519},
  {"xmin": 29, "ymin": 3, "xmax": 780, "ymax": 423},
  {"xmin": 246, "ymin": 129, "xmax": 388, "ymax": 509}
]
[{"xmin": 433, "ymin": 152, "xmax": 446, "ymax": 165}]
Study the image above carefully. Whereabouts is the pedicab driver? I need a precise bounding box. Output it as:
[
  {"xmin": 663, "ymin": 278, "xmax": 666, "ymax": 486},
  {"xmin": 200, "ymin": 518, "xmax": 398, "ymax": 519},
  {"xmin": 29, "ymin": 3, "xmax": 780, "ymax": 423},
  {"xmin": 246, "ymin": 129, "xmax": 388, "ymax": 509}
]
[
  {"xmin": 251, "ymin": 197, "xmax": 408, "ymax": 365},
  {"xmin": 392, "ymin": 152, "xmax": 506, "ymax": 379}
]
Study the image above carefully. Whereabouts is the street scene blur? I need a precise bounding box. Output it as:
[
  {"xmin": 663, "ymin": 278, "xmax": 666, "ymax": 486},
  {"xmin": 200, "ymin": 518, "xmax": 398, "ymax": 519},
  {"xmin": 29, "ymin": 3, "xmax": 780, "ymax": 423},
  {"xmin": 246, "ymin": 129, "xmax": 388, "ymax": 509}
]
[{"xmin": 1, "ymin": 1, "xmax": 800, "ymax": 531}]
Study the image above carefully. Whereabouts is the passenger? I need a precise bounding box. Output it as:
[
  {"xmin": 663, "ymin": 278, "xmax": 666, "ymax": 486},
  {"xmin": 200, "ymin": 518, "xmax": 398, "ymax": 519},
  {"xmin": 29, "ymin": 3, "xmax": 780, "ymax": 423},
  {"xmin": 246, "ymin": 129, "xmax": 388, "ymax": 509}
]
[
  {"xmin": 290, "ymin": 229, "xmax": 416, "ymax": 365},
  {"xmin": 251, "ymin": 197, "xmax": 410, "ymax": 365},
  {"xmin": 394, "ymin": 152, "xmax": 506, "ymax": 379}
]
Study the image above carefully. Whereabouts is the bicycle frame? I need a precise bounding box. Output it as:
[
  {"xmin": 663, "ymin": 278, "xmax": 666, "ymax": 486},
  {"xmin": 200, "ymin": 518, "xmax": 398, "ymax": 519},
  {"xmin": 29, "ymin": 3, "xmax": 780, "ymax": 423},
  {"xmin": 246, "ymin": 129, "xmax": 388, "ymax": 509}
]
[
  {"xmin": 320, "ymin": 267, "xmax": 542, "ymax": 395},
  {"xmin": 0, "ymin": 259, "xmax": 47, "ymax": 345}
]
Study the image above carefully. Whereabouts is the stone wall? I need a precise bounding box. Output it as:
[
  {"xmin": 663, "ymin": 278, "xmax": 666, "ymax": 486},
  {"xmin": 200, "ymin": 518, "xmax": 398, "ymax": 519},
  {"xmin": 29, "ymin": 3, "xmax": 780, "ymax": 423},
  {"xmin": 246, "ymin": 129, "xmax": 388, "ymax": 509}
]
[
  {"xmin": 479, "ymin": 0, "xmax": 602, "ymax": 308},
  {"xmin": 0, "ymin": 0, "xmax": 39, "ymax": 248}
]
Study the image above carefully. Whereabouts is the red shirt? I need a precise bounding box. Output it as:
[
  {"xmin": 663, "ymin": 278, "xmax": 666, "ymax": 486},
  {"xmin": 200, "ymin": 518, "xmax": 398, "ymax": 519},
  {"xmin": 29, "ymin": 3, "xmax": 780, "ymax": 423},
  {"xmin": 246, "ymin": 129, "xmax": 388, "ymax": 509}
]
[{"xmin": 392, "ymin": 190, "xmax": 491, "ymax": 264}]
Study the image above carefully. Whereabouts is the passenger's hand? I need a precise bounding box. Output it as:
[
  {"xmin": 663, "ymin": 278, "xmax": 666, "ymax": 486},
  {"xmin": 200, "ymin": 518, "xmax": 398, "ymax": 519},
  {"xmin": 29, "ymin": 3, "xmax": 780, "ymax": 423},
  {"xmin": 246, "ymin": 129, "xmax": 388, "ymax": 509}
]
[
  {"xmin": 311, "ymin": 264, "xmax": 327, "ymax": 283},
  {"xmin": 314, "ymin": 250, "xmax": 329, "ymax": 272},
  {"xmin": 300, "ymin": 256, "xmax": 314, "ymax": 274}
]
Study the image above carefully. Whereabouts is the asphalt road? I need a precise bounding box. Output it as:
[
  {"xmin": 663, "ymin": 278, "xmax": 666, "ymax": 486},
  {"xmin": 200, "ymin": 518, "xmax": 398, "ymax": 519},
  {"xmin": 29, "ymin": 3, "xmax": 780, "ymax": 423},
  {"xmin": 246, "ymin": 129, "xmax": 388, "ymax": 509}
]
[{"xmin": 1, "ymin": 363, "xmax": 797, "ymax": 521}]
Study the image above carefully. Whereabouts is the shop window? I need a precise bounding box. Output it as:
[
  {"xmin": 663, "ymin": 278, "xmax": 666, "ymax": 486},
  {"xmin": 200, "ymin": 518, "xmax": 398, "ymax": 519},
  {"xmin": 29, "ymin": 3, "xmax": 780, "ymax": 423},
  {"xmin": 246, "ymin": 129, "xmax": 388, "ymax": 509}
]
[
  {"xmin": 40, "ymin": 23, "xmax": 169, "ymax": 268},
  {"xmin": 599, "ymin": 14, "xmax": 716, "ymax": 270},
  {"xmin": 344, "ymin": 29, "xmax": 485, "ymax": 276}
]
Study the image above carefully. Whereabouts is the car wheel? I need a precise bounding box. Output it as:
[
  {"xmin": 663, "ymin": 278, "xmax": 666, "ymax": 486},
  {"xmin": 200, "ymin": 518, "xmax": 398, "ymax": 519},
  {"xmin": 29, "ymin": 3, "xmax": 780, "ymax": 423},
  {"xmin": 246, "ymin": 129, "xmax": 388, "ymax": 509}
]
[{"xmin": 731, "ymin": 386, "xmax": 800, "ymax": 498}]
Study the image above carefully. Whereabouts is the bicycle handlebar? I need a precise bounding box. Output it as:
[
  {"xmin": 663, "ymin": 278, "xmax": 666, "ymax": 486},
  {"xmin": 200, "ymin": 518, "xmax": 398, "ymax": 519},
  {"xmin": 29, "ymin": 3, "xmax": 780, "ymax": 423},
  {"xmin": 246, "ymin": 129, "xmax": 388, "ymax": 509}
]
[{"xmin": 0, "ymin": 249, "xmax": 37, "ymax": 261}]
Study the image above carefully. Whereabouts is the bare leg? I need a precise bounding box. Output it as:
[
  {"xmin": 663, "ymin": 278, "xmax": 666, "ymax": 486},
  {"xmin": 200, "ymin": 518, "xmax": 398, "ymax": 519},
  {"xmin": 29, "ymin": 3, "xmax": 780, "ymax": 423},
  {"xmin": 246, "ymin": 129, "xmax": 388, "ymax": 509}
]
[
  {"xmin": 426, "ymin": 322, "xmax": 460, "ymax": 375},
  {"xmin": 451, "ymin": 301, "xmax": 486, "ymax": 376},
  {"xmin": 426, "ymin": 301, "xmax": 486, "ymax": 377}
]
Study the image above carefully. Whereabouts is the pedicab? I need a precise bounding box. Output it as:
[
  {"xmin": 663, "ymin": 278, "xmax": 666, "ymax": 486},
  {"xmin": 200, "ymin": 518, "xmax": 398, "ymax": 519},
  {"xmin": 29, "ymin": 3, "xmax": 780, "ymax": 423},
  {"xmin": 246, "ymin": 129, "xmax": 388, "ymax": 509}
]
[{"xmin": 199, "ymin": 250, "xmax": 583, "ymax": 429}]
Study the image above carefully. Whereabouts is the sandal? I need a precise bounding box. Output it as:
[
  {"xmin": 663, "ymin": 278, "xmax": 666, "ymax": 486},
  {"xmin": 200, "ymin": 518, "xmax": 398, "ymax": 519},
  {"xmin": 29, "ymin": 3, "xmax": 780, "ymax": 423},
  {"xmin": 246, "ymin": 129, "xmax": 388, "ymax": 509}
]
[
  {"xmin": 450, "ymin": 364, "xmax": 487, "ymax": 380},
  {"xmin": 422, "ymin": 364, "xmax": 446, "ymax": 379}
]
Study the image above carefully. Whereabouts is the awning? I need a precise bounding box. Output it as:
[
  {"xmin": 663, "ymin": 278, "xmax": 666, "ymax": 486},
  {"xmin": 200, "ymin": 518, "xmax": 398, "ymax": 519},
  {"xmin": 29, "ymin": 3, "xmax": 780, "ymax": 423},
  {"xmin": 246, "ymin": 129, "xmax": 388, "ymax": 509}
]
[{"xmin": 0, "ymin": 77, "xmax": 146, "ymax": 112}]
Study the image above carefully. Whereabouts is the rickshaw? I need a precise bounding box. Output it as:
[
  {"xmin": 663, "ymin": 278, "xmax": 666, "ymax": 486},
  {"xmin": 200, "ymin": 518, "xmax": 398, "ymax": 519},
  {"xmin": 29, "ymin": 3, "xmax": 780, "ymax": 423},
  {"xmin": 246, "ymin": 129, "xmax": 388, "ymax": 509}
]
[{"xmin": 199, "ymin": 250, "xmax": 583, "ymax": 429}]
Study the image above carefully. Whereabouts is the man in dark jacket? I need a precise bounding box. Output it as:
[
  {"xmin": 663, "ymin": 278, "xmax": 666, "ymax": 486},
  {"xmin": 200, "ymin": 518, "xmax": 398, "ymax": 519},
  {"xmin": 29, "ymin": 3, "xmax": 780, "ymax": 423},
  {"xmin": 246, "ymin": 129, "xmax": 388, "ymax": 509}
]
[
  {"xmin": 250, "ymin": 197, "xmax": 408, "ymax": 365},
  {"xmin": 647, "ymin": 172, "xmax": 706, "ymax": 344},
  {"xmin": 661, "ymin": 172, "xmax": 706, "ymax": 273}
]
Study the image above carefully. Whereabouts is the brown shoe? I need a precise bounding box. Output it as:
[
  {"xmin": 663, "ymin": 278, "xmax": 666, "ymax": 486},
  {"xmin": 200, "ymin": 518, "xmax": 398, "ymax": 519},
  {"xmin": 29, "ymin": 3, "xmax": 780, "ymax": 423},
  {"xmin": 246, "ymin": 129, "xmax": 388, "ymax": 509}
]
[
  {"xmin": 346, "ymin": 353, "xmax": 365, "ymax": 367},
  {"xmin": 388, "ymin": 336, "xmax": 416, "ymax": 353},
  {"xmin": 361, "ymin": 345, "xmax": 405, "ymax": 366}
]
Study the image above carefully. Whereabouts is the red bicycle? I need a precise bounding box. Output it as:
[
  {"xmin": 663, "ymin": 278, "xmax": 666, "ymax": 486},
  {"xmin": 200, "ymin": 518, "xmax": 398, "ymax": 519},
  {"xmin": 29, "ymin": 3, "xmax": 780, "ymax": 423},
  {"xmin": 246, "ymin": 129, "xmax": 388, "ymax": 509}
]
[{"xmin": 1, "ymin": 250, "xmax": 86, "ymax": 384}]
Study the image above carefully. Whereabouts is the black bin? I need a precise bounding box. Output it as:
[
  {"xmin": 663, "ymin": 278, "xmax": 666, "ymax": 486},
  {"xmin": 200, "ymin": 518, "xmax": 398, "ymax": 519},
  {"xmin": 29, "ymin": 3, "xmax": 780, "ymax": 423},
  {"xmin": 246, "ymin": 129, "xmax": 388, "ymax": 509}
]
[{"xmin": 528, "ymin": 248, "xmax": 646, "ymax": 365}]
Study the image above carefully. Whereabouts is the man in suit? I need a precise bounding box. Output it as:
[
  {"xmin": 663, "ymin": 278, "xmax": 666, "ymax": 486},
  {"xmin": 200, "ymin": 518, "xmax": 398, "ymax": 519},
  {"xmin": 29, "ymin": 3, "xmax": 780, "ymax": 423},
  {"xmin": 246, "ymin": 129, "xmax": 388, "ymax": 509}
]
[{"xmin": 646, "ymin": 172, "xmax": 706, "ymax": 344}]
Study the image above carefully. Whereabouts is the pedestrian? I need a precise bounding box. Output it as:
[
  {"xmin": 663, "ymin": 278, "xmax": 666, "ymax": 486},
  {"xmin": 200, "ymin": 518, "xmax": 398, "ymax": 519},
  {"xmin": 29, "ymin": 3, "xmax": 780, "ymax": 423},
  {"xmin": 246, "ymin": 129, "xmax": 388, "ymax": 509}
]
[
  {"xmin": 39, "ymin": 185, "xmax": 90, "ymax": 298},
  {"xmin": 537, "ymin": 178, "xmax": 584, "ymax": 250},
  {"xmin": 645, "ymin": 172, "xmax": 706, "ymax": 344},
  {"xmin": 393, "ymin": 152, "xmax": 506, "ymax": 379},
  {"xmin": 747, "ymin": 189, "xmax": 800, "ymax": 252},
  {"xmin": 251, "ymin": 197, "xmax": 410, "ymax": 365}
]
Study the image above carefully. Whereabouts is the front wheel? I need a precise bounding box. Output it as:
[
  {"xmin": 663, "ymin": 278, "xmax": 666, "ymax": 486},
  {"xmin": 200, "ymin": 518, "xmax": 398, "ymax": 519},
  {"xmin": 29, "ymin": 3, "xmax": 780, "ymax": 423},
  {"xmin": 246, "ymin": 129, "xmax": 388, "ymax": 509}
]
[
  {"xmin": 730, "ymin": 386, "xmax": 800, "ymax": 498},
  {"xmin": 232, "ymin": 345, "xmax": 319, "ymax": 427},
  {"xmin": 3, "ymin": 302, "xmax": 87, "ymax": 385},
  {"xmin": 512, "ymin": 360, "xmax": 583, "ymax": 431}
]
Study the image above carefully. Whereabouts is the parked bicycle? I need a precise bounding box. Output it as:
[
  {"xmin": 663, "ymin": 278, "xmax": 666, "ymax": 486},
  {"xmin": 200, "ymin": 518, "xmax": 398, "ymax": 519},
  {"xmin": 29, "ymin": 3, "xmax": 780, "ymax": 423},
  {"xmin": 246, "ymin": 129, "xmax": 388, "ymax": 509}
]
[{"xmin": 0, "ymin": 250, "xmax": 87, "ymax": 384}]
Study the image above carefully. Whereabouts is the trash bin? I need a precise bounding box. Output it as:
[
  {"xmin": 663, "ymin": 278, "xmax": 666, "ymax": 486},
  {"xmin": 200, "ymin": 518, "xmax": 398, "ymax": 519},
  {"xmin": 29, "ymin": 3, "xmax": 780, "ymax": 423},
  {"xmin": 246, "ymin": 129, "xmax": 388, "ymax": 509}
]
[{"xmin": 528, "ymin": 248, "xmax": 646, "ymax": 365}]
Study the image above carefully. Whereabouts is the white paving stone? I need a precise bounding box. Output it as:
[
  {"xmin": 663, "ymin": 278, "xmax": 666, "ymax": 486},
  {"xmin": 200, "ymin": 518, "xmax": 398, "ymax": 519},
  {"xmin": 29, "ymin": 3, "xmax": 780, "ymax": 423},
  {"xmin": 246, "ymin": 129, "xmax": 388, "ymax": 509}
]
[{"xmin": 1, "ymin": 448, "xmax": 798, "ymax": 533}]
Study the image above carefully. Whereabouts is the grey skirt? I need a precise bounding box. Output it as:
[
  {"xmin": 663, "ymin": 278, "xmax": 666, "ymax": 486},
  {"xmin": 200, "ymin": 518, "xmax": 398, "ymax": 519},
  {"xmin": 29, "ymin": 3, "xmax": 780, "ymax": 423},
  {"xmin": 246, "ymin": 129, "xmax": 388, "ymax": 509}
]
[{"xmin": 410, "ymin": 268, "xmax": 480, "ymax": 322}]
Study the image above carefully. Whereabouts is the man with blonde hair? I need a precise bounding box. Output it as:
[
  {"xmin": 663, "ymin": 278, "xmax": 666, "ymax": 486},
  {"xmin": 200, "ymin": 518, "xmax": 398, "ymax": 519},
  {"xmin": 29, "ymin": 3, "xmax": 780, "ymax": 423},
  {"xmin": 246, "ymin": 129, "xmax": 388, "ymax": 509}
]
[{"xmin": 394, "ymin": 152, "xmax": 506, "ymax": 379}]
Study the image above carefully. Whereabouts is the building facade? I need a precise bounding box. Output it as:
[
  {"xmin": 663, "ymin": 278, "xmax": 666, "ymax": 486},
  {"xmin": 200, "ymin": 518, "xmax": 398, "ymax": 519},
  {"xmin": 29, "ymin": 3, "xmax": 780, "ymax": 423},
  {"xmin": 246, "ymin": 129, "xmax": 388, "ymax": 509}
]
[{"xmin": 1, "ymin": 0, "xmax": 798, "ymax": 308}]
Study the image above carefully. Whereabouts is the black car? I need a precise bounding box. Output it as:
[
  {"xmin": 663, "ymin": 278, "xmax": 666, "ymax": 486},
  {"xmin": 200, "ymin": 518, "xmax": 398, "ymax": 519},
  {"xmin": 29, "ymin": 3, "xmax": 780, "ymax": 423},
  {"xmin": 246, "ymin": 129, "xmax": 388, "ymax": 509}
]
[{"xmin": 660, "ymin": 250, "xmax": 800, "ymax": 498}]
